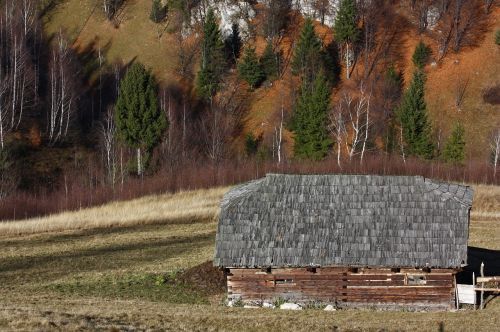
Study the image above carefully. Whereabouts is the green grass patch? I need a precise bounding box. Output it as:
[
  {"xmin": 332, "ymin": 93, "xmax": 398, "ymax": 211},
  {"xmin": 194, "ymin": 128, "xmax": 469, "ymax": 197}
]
[{"xmin": 48, "ymin": 271, "xmax": 210, "ymax": 304}]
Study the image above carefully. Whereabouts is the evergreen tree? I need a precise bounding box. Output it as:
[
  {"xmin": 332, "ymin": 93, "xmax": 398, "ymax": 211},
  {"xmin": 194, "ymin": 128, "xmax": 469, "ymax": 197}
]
[
  {"xmin": 442, "ymin": 122, "xmax": 466, "ymax": 164},
  {"xmin": 397, "ymin": 70, "xmax": 434, "ymax": 159},
  {"xmin": 150, "ymin": 0, "xmax": 166, "ymax": 23},
  {"xmin": 412, "ymin": 41, "xmax": 431, "ymax": 69},
  {"xmin": 245, "ymin": 133, "xmax": 259, "ymax": 156},
  {"xmin": 238, "ymin": 46, "xmax": 265, "ymax": 89},
  {"xmin": 496, "ymin": 30, "xmax": 500, "ymax": 45},
  {"xmin": 224, "ymin": 23, "xmax": 242, "ymax": 64},
  {"xmin": 386, "ymin": 65, "xmax": 402, "ymax": 89},
  {"xmin": 321, "ymin": 41, "xmax": 341, "ymax": 84},
  {"xmin": 291, "ymin": 18, "xmax": 323, "ymax": 82},
  {"xmin": 334, "ymin": 0, "xmax": 359, "ymax": 79},
  {"xmin": 196, "ymin": 9, "xmax": 225, "ymax": 100},
  {"xmin": 383, "ymin": 65, "xmax": 403, "ymax": 154},
  {"xmin": 292, "ymin": 72, "xmax": 333, "ymax": 160},
  {"xmin": 115, "ymin": 63, "xmax": 167, "ymax": 175},
  {"xmin": 260, "ymin": 41, "xmax": 280, "ymax": 81}
]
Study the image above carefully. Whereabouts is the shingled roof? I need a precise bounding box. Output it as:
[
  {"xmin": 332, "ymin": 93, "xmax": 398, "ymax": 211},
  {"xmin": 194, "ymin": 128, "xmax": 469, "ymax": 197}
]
[{"xmin": 214, "ymin": 174, "xmax": 474, "ymax": 269}]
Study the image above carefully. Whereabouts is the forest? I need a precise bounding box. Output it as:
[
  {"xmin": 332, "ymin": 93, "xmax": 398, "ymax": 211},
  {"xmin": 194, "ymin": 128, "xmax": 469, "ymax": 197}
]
[{"xmin": 0, "ymin": 0, "xmax": 499, "ymax": 220}]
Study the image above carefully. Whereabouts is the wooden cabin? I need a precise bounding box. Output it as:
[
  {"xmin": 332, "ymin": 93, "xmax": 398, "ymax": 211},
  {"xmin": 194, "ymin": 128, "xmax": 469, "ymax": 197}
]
[{"xmin": 214, "ymin": 174, "xmax": 474, "ymax": 310}]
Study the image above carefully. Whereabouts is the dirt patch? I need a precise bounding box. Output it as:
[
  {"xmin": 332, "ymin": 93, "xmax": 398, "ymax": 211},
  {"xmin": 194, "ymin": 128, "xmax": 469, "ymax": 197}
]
[{"xmin": 177, "ymin": 261, "xmax": 226, "ymax": 296}]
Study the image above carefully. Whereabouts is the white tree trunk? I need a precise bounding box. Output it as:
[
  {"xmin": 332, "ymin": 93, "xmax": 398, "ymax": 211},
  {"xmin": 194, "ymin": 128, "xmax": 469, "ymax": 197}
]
[
  {"xmin": 329, "ymin": 103, "xmax": 347, "ymax": 169},
  {"xmin": 360, "ymin": 90, "xmax": 371, "ymax": 164},
  {"xmin": 400, "ymin": 126, "xmax": 406, "ymax": 164},
  {"xmin": 276, "ymin": 105, "xmax": 283, "ymax": 164},
  {"xmin": 491, "ymin": 129, "xmax": 500, "ymax": 177},
  {"xmin": 137, "ymin": 147, "xmax": 142, "ymax": 176},
  {"xmin": 346, "ymin": 43, "xmax": 351, "ymax": 80},
  {"xmin": 47, "ymin": 32, "xmax": 75, "ymax": 145}
]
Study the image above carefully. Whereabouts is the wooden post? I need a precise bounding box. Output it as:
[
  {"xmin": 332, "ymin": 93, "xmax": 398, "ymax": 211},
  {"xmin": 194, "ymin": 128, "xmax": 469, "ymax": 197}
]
[
  {"xmin": 480, "ymin": 262, "xmax": 485, "ymax": 310},
  {"xmin": 473, "ymin": 272, "xmax": 476, "ymax": 310}
]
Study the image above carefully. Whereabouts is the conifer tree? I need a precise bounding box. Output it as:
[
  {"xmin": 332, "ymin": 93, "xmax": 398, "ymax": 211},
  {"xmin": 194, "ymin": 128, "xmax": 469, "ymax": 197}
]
[
  {"xmin": 442, "ymin": 122, "xmax": 466, "ymax": 164},
  {"xmin": 397, "ymin": 70, "xmax": 434, "ymax": 159},
  {"xmin": 196, "ymin": 9, "xmax": 225, "ymax": 100},
  {"xmin": 412, "ymin": 41, "xmax": 431, "ymax": 69},
  {"xmin": 115, "ymin": 63, "xmax": 167, "ymax": 175},
  {"xmin": 225, "ymin": 23, "xmax": 242, "ymax": 64},
  {"xmin": 238, "ymin": 47, "xmax": 264, "ymax": 89},
  {"xmin": 334, "ymin": 0, "xmax": 359, "ymax": 79},
  {"xmin": 291, "ymin": 18, "xmax": 323, "ymax": 82},
  {"xmin": 321, "ymin": 41, "xmax": 341, "ymax": 84},
  {"xmin": 292, "ymin": 72, "xmax": 332, "ymax": 160},
  {"xmin": 245, "ymin": 133, "xmax": 259, "ymax": 156},
  {"xmin": 150, "ymin": 0, "xmax": 166, "ymax": 23},
  {"xmin": 260, "ymin": 41, "xmax": 280, "ymax": 81}
]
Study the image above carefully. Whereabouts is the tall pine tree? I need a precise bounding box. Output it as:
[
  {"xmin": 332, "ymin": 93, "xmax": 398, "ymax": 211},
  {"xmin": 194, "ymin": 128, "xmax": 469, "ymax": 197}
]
[
  {"xmin": 260, "ymin": 41, "xmax": 280, "ymax": 81},
  {"xmin": 442, "ymin": 122, "xmax": 466, "ymax": 164},
  {"xmin": 291, "ymin": 18, "xmax": 323, "ymax": 82},
  {"xmin": 224, "ymin": 23, "xmax": 242, "ymax": 64},
  {"xmin": 334, "ymin": 0, "xmax": 359, "ymax": 79},
  {"xmin": 292, "ymin": 72, "xmax": 332, "ymax": 160},
  {"xmin": 238, "ymin": 47, "xmax": 264, "ymax": 89},
  {"xmin": 397, "ymin": 69, "xmax": 434, "ymax": 159},
  {"xmin": 115, "ymin": 63, "xmax": 167, "ymax": 175},
  {"xmin": 412, "ymin": 41, "xmax": 431, "ymax": 69},
  {"xmin": 196, "ymin": 9, "xmax": 225, "ymax": 100}
]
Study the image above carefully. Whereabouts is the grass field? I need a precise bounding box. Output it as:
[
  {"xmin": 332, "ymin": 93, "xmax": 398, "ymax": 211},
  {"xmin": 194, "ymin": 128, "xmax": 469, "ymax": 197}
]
[
  {"xmin": 0, "ymin": 184, "xmax": 499, "ymax": 331},
  {"xmin": 44, "ymin": 0, "xmax": 178, "ymax": 83}
]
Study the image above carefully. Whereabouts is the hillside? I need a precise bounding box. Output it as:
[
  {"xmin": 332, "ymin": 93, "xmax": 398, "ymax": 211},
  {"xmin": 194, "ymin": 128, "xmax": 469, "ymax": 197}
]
[
  {"xmin": 44, "ymin": 1, "xmax": 500, "ymax": 159},
  {"xmin": 0, "ymin": 185, "xmax": 499, "ymax": 330},
  {"xmin": 1, "ymin": 0, "xmax": 499, "ymax": 220}
]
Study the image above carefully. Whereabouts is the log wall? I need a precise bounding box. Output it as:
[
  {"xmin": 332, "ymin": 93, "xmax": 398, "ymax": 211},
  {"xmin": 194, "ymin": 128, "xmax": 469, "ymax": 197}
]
[{"xmin": 227, "ymin": 267, "xmax": 456, "ymax": 309}]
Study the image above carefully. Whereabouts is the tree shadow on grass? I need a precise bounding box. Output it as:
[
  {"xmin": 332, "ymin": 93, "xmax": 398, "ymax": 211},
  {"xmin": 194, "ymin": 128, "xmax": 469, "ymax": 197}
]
[
  {"xmin": 0, "ymin": 216, "xmax": 214, "ymax": 247},
  {"xmin": 0, "ymin": 231, "xmax": 216, "ymax": 283}
]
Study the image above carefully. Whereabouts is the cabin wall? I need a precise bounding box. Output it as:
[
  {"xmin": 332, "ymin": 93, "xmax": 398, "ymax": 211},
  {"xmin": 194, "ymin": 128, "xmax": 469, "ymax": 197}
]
[{"xmin": 227, "ymin": 267, "xmax": 456, "ymax": 309}]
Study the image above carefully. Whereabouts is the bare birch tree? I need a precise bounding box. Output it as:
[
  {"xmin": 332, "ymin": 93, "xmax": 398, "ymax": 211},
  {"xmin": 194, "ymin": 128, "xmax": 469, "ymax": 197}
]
[
  {"xmin": 0, "ymin": 0, "xmax": 38, "ymax": 149},
  {"xmin": 342, "ymin": 86, "xmax": 371, "ymax": 161},
  {"xmin": 491, "ymin": 128, "xmax": 500, "ymax": 177},
  {"xmin": 0, "ymin": 74, "xmax": 6, "ymax": 149},
  {"xmin": 47, "ymin": 31, "xmax": 78, "ymax": 145},
  {"xmin": 329, "ymin": 103, "xmax": 347, "ymax": 168},
  {"xmin": 100, "ymin": 107, "xmax": 117, "ymax": 186},
  {"xmin": 274, "ymin": 102, "xmax": 284, "ymax": 164}
]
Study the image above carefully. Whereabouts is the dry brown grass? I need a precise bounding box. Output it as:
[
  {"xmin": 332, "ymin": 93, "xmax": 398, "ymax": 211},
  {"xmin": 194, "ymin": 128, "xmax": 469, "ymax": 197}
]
[
  {"xmin": 0, "ymin": 187, "xmax": 229, "ymax": 236},
  {"xmin": 471, "ymin": 184, "xmax": 500, "ymax": 212},
  {"xmin": 44, "ymin": 0, "xmax": 178, "ymax": 83}
]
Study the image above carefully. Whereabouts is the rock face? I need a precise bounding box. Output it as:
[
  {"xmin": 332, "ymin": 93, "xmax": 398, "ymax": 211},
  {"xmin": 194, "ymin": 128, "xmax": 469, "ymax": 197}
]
[
  {"xmin": 290, "ymin": 0, "xmax": 339, "ymax": 27},
  {"xmin": 280, "ymin": 303, "xmax": 302, "ymax": 310},
  {"xmin": 189, "ymin": 0, "xmax": 342, "ymax": 41},
  {"xmin": 190, "ymin": 0, "xmax": 255, "ymax": 39}
]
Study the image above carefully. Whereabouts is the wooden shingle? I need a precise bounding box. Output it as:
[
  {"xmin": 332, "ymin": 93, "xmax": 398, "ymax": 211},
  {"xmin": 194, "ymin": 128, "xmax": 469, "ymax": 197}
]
[{"xmin": 214, "ymin": 174, "xmax": 473, "ymax": 269}]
